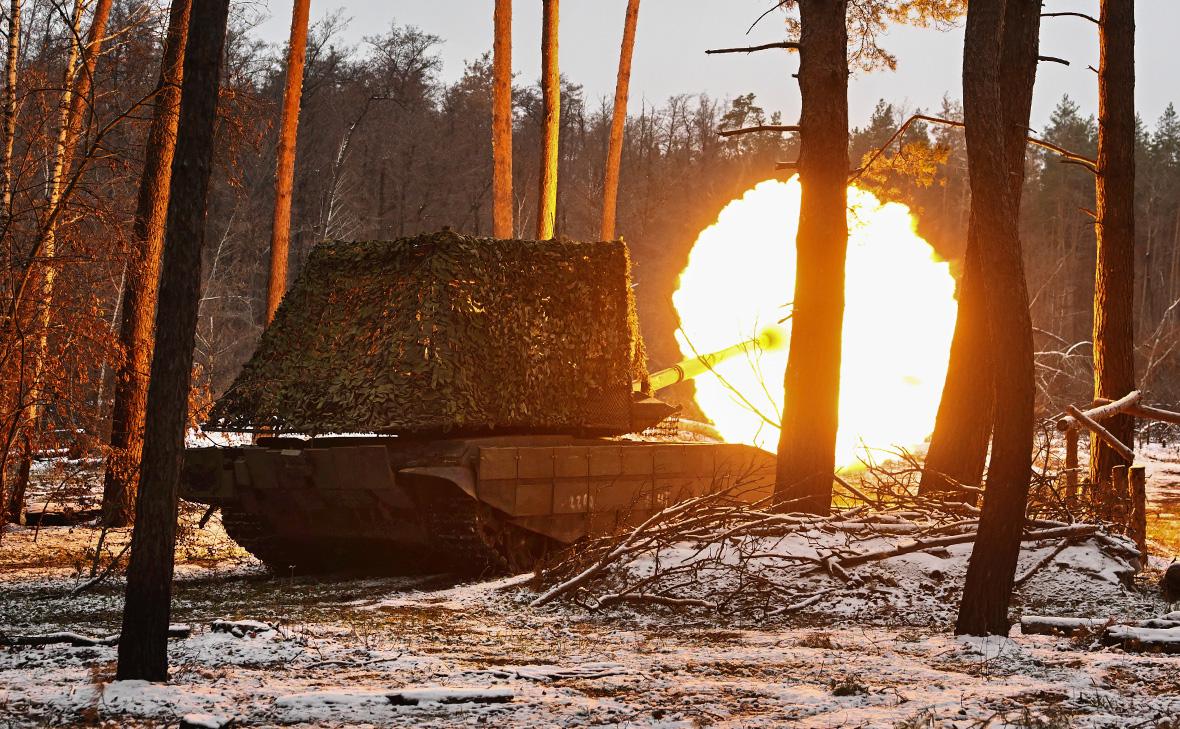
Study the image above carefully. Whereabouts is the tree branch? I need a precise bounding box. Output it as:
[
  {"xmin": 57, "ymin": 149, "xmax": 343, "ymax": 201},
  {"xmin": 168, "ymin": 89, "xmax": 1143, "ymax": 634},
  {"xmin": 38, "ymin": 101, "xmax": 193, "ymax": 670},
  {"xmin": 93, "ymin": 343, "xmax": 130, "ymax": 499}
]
[
  {"xmin": 1038, "ymin": 55, "xmax": 1069, "ymax": 66},
  {"xmin": 706, "ymin": 41, "xmax": 799, "ymax": 55},
  {"xmin": 1040, "ymin": 11, "xmax": 1099, "ymax": 24},
  {"xmin": 717, "ymin": 124, "xmax": 801, "ymax": 138},
  {"xmin": 847, "ymin": 113, "xmax": 1099, "ymax": 182}
]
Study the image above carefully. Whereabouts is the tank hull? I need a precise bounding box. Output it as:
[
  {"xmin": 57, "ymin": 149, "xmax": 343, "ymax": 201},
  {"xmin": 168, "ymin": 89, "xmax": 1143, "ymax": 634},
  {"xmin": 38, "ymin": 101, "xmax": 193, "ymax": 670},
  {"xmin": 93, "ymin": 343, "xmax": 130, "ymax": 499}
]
[{"xmin": 181, "ymin": 435, "xmax": 776, "ymax": 575}]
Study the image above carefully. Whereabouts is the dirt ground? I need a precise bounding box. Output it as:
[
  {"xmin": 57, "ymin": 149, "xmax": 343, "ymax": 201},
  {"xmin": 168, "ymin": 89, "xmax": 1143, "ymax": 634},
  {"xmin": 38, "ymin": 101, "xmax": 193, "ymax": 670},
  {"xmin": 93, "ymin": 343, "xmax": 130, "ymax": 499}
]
[{"xmin": 1, "ymin": 454, "xmax": 1178, "ymax": 728}]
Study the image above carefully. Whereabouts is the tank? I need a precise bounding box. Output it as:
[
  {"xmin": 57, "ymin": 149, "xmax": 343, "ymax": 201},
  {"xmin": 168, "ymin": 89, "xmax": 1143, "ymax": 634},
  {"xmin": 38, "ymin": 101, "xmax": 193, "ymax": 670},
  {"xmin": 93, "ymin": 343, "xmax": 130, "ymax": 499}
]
[{"xmin": 180, "ymin": 232, "xmax": 781, "ymax": 574}]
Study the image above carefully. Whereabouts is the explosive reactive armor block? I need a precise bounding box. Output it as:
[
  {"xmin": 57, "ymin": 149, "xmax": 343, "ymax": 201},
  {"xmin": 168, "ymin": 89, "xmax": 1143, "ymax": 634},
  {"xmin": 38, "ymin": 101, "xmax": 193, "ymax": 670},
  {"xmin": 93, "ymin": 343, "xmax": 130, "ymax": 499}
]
[{"xmin": 207, "ymin": 231, "xmax": 648, "ymax": 436}]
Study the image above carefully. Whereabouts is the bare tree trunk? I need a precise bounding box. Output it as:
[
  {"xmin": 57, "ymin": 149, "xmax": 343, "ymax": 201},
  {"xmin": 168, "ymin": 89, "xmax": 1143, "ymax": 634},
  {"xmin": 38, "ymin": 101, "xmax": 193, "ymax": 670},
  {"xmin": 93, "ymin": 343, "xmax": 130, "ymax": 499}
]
[
  {"xmin": 101, "ymin": 0, "xmax": 191, "ymax": 528},
  {"xmin": 0, "ymin": 0, "xmax": 20, "ymax": 218},
  {"xmin": 922, "ymin": 0, "xmax": 1039, "ymax": 501},
  {"xmin": 774, "ymin": 0, "xmax": 849, "ymax": 516},
  {"xmin": 265, "ymin": 0, "xmax": 310, "ymax": 323},
  {"xmin": 491, "ymin": 0, "xmax": 512, "ymax": 238},
  {"xmin": 62, "ymin": 0, "xmax": 113, "ymax": 159},
  {"xmin": 1090, "ymin": 0, "xmax": 1136, "ymax": 487},
  {"xmin": 955, "ymin": 0, "xmax": 1039, "ymax": 637},
  {"xmin": 535, "ymin": 0, "xmax": 559, "ymax": 240},
  {"xmin": 600, "ymin": 0, "xmax": 639, "ymax": 241},
  {"xmin": 116, "ymin": 0, "xmax": 229, "ymax": 682}
]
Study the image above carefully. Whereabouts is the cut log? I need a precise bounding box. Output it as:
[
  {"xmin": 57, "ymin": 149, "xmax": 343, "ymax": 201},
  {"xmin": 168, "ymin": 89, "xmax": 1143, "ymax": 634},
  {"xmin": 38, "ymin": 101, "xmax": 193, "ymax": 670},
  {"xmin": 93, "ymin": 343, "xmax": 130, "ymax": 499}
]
[
  {"xmin": 1065, "ymin": 428, "xmax": 1079, "ymax": 496},
  {"xmin": 1129, "ymin": 466, "xmax": 1146, "ymax": 564}
]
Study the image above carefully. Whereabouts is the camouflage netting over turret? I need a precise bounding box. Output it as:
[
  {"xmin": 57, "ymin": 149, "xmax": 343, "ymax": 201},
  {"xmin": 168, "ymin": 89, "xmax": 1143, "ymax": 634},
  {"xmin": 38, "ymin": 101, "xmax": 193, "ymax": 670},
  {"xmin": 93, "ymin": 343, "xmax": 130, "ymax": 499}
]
[{"xmin": 207, "ymin": 231, "xmax": 648, "ymax": 436}]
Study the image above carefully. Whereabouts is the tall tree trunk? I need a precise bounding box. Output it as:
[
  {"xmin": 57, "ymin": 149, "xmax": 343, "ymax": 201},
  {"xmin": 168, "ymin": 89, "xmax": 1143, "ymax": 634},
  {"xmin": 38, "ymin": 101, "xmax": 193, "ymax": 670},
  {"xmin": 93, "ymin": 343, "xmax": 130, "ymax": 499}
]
[
  {"xmin": 600, "ymin": 0, "xmax": 639, "ymax": 241},
  {"xmin": 116, "ymin": 0, "xmax": 229, "ymax": 682},
  {"xmin": 535, "ymin": 0, "xmax": 559, "ymax": 240},
  {"xmin": 921, "ymin": 0, "xmax": 1040, "ymax": 500},
  {"xmin": 1089, "ymin": 0, "xmax": 1136, "ymax": 486},
  {"xmin": 0, "ymin": 0, "xmax": 20, "ymax": 218},
  {"xmin": 491, "ymin": 0, "xmax": 512, "ymax": 238},
  {"xmin": 62, "ymin": 0, "xmax": 113, "ymax": 161},
  {"xmin": 265, "ymin": 0, "xmax": 310, "ymax": 323},
  {"xmin": 774, "ymin": 0, "xmax": 849, "ymax": 516},
  {"xmin": 100, "ymin": 0, "xmax": 191, "ymax": 528},
  {"xmin": 955, "ymin": 0, "xmax": 1039, "ymax": 637}
]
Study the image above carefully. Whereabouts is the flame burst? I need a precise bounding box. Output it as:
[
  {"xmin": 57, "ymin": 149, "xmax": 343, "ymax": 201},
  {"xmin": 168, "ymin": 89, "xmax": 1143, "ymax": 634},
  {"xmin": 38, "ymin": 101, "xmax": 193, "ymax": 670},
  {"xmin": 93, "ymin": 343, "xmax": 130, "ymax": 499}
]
[{"xmin": 672, "ymin": 177, "xmax": 957, "ymax": 467}]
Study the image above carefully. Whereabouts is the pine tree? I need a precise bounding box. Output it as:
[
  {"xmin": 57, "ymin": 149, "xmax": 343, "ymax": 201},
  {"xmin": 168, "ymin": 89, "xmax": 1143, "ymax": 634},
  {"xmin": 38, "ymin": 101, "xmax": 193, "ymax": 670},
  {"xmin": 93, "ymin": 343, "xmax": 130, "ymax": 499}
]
[
  {"xmin": 774, "ymin": 0, "xmax": 850, "ymax": 516},
  {"xmin": 265, "ymin": 0, "xmax": 312, "ymax": 323},
  {"xmin": 117, "ymin": 0, "xmax": 231, "ymax": 682},
  {"xmin": 101, "ymin": 0, "xmax": 192, "ymax": 528}
]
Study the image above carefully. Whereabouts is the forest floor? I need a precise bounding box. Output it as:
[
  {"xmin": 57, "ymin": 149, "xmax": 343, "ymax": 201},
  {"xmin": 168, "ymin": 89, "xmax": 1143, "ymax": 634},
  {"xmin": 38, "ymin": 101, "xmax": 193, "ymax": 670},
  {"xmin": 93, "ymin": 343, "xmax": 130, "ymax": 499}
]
[{"xmin": 1, "ymin": 448, "xmax": 1178, "ymax": 728}]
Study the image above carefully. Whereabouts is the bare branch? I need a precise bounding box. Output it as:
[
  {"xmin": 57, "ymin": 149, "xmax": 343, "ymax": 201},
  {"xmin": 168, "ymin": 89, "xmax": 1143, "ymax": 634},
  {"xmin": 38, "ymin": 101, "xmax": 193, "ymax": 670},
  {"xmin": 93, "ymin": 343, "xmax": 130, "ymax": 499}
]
[
  {"xmin": 717, "ymin": 124, "xmax": 801, "ymax": 138},
  {"xmin": 1038, "ymin": 55, "xmax": 1069, "ymax": 66},
  {"xmin": 1040, "ymin": 11, "xmax": 1099, "ymax": 24},
  {"xmin": 706, "ymin": 41, "xmax": 799, "ymax": 55}
]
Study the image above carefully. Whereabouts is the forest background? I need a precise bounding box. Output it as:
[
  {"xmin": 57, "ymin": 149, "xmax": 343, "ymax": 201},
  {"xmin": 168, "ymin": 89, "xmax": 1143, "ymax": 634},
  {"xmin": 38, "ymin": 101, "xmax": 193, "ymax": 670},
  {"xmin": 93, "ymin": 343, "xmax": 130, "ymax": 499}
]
[{"xmin": 4, "ymin": 1, "xmax": 1180, "ymax": 460}]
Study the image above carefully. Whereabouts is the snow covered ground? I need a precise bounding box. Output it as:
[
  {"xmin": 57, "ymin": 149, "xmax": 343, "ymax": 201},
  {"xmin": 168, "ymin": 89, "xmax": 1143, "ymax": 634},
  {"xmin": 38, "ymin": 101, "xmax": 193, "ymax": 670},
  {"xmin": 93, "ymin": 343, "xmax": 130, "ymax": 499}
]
[{"xmin": 1, "ymin": 448, "xmax": 1178, "ymax": 728}]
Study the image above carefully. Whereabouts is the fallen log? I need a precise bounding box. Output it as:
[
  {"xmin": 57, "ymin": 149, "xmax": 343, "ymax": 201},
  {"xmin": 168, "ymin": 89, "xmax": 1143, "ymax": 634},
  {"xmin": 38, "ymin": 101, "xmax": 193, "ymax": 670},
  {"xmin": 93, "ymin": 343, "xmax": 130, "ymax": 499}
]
[
  {"xmin": 1020, "ymin": 615, "xmax": 1107, "ymax": 636},
  {"xmin": 1101, "ymin": 625, "xmax": 1180, "ymax": 654},
  {"xmin": 0, "ymin": 624, "xmax": 191, "ymax": 647}
]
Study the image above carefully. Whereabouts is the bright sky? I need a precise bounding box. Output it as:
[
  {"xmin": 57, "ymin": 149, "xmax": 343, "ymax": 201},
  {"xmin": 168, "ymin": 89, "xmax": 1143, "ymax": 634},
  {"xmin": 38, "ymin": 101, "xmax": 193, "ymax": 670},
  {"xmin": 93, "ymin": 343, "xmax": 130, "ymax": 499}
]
[{"xmin": 248, "ymin": 0, "xmax": 1178, "ymax": 132}]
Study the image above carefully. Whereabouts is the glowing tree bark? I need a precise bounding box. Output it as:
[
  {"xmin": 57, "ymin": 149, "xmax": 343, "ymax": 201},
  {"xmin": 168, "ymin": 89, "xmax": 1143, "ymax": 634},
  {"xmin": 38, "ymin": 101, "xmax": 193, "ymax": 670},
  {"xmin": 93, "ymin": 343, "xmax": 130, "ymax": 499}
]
[
  {"xmin": 600, "ymin": 0, "xmax": 639, "ymax": 241},
  {"xmin": 117, "ymin": 0, "xmax": 230, "ymax": 681},
  {"xmin": 955, "ymin": 0, "xmax": 1039, "ymax": 637},
  {"xmin": 101, "ymin": 0, "xmax": 191, "ymax": 527},
  {"xmin": 265, "ymin": 0, "xmax": 311, "ymax": 323},
  {"xmin": 536, "ymin": 0, "xmax": 559, "ymax": 240},
  {"xmin": 774, "ymin": 0, "xmax": 849, "ymax": 516},
  {"xmin": 63, "ymin": 0, "xmax": 113, "ymax": 157},
  {"xmin": 492, "ymin": 0, "xmax": 513, "ymax": 238},
  {"xmin": 921, "ymin": 0, "xmax": 1039, "ymax": 500},
  {"xmin": 1089, "ymin": 0, "xmax": 1136, "ymax": 487}
]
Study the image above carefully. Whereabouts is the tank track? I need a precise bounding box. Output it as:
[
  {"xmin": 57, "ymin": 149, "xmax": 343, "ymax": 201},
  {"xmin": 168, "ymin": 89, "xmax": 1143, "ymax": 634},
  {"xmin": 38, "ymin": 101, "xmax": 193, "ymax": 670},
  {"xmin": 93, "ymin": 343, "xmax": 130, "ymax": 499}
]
[
  {"xmin": 415, "ymin": 479, "xmax": 552, "ymax": 575},
  {"xmin": 220, "ymin": 485, "xmax": 553, "ymax": 576},
  {"xmin": 219, "ymin": 505, "xmax": 320, "ymax": 572}
]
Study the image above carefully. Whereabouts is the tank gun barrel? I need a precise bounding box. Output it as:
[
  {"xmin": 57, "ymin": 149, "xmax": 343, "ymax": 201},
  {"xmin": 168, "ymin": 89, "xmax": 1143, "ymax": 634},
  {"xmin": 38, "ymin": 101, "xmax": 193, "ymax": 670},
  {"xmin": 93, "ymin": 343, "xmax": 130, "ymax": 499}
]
[{"xmin": 640, "ymin": 326, "xmax": 786, "ymax": 392}]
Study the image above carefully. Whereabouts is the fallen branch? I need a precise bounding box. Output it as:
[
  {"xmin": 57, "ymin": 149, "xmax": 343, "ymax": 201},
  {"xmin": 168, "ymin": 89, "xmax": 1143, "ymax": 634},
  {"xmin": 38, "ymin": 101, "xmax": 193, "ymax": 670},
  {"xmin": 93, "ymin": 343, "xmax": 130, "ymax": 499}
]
[
  {"xmin": 67, "ymin": 541, "xmax": 131, "ymax": 597},
  {"xmin": 1064, "ymin": 404, "xmax": 1135, "ymax": 461},
  {"xmin": 837, "ymin": 524, "xmax": 1098, "ymax": 570},
  {"xmin": 1013, "ymin": 538, "xmax": 1072, "ymax": 588},
  {"xmin": 1056, "ymin": 390, "xmax": 1142, "ymax": 431},
  {"xmin": 0, "ymin": 625, "xmax": 190, "ymax": 647}
]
